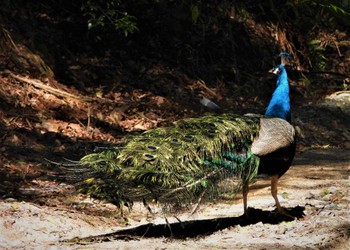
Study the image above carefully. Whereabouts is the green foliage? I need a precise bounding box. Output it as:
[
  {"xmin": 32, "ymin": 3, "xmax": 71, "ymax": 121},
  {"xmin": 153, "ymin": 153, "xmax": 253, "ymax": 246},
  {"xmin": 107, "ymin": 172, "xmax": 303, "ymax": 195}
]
[
  {"xmin": 319, "ymin": 1, "xmax": 350, "ymax": 16},
  {"xmin": 269, "ymin": 0, "xmax": 350, "ymax": 29},
  {"xmin": 342, "ymin": 81, "xmax": 350, "ymax": 90},
  {"xmin": 260, "ymin": 0, "xmax": 350, "ymax": 72},
  {"xmin": 190, "ymin": 4, "xmax": 201, "ymax": 24},
  {"xmin": 307, "ymin": 39, "xmax": 327, "ymax": 70},
  {"xmin": 81, "ymin": 0, "xmax": 350, "ymax": 32},
  {"xmin": 81, "ymin": 0, "xmax": 138, "ymax": 36}
]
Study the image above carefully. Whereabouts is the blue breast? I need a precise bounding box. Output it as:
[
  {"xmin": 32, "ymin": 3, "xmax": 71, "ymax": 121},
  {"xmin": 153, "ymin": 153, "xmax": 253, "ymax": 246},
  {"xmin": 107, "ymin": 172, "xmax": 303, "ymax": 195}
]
[{"xmin": 265, "ymin": 65, "xmax": 291, "ymax": 122}]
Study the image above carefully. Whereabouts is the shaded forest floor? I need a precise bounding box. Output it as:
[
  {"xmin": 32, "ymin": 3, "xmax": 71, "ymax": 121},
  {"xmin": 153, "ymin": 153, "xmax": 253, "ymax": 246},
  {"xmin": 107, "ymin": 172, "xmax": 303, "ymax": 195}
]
[
  {"xmin": 0, "ymin": 65, "xmax": 349, "ymax": 249},
  {"xmin": 0, "ymin": 1, "xmax": 350, "ymax": 248}
]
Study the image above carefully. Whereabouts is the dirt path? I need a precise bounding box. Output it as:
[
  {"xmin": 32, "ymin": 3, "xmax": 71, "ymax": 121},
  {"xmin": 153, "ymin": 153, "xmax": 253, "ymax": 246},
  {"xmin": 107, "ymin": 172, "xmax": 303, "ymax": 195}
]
[{"xmin": 0, "ymin": 148, "xmax": 349, "ymax": 249}]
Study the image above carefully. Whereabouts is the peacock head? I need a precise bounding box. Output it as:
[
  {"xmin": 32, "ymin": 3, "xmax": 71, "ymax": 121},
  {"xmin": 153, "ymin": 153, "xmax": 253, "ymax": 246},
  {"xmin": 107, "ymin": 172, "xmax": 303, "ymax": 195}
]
[
  {"xmin": 269, "ymin": 52, "xmax": 291, "ymax": 75},
  {"xmin": 279, "ymin": 52, "xmax": 291, "ymax": 66}
]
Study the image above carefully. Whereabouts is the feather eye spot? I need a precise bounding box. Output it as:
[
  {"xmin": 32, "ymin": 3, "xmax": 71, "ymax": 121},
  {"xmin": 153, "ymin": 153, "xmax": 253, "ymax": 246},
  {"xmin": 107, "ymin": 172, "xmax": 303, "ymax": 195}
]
[
  {"xmin": 184, "ymin": 135, "xmax": 194, "ymax": 141},
  {"xmin": 217, "ymin": 119, "xmax": 224, "ymax": 124},
  {"xmin": 233, "ymin": 142, "xmax": 244, "ymax": 152},
  {"xmin": 207, "ymin": 129, "xmax": 217, "ymax": 135},
  {"xmin": 143, "ymin": 153, "xmax": 156, "ymax": 161},
  {"xmin": 147, "ymin": 145, "xmax": 157, "ymax": 151},
  {"xmin": 208, "ymin": 122, "xmax": 216, "ymax": 128}
]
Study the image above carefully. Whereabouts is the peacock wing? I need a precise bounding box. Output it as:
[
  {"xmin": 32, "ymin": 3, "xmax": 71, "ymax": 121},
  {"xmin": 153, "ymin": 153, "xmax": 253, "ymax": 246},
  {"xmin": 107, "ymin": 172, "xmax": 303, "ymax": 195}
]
[{"xmin": 251, "ymin": 117, "xmax": 295, "ymax": 156}]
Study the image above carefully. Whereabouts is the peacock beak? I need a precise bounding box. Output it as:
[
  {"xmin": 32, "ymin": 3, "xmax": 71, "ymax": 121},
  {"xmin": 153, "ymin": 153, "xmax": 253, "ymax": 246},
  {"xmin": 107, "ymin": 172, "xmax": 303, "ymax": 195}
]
[{"xmin": 269, "ymin": 67, "xmax": 280, "ymax": 75}]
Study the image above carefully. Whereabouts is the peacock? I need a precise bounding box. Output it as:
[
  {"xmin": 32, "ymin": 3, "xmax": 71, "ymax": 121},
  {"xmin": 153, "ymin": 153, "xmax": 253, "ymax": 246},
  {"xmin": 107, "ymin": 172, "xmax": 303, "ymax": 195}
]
[{"xmin": 77, "ymin": 52, "xmax": 296, "ymax": 216}]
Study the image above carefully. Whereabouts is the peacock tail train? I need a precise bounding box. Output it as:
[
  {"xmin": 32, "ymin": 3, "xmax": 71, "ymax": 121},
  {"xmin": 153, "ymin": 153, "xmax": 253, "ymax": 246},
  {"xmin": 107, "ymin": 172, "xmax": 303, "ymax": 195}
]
[{"xmin": 78, "ymin": 114, "xmax": 262, "ymax": 208}]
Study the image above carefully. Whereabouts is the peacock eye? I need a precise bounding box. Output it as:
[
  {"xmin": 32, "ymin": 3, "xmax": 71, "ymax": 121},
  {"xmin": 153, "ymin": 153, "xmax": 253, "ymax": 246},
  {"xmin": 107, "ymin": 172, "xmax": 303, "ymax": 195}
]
[
  {"xmin": 147, "ymin": 145, "xmax": 157, "ymax": 151},
  {"xmin": 183, "ymin": 135, "xmax": 194, "ymax": 141},
  {"xmin": 143, "ymin": 153, "xmax": 156, "ymax": 161},
  {"xmin": 208, "ymin": 122, "xmax": 216, "ymax": 128},
  {"xmin": 234, "ymin": 142, "xmax": 243, "ymax": 151},
  {"xmin": 217, "ymin": 119, "xmax": 224, "ymax": 123},
  {"xmin": 207, "ymin": 129, "xmax": 217, "ymax": 135}
]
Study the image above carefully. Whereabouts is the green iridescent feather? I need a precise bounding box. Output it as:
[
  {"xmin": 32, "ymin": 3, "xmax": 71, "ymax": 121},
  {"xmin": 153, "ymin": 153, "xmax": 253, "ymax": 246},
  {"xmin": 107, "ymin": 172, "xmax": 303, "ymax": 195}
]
[{"xmin": 79, "ymin": 114, "xmax": 261, "ymax": 208}]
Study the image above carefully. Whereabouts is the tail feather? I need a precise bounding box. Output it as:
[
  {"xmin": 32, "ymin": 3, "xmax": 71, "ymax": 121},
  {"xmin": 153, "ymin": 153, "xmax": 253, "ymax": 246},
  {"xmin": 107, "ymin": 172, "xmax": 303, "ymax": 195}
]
[{"xmin": 78, "ymin": 114, "xmax": 261, "ymax": 208}]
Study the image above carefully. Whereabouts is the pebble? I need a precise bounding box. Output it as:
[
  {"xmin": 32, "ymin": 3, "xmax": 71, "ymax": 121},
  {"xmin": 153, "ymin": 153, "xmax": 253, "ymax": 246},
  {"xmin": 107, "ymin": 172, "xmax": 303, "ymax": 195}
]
[
  {"xmin": 341, "ymin": 192, "xmax": 350, "ymax": 200},
  {"xmin": 328, "ymin": 186, "xmax": 338, "ymax": 194},
  {"xmin": 276, "ymin": 227, "xmax": 287, "ymax": 234},
  {"xmin": 104, "ymin": 203, "xmax": 118, "ymax": 210},
  {"xmin": 306, "ymin": 199, "xmax": 328, "ymax": 208},
  {"xmin": 322, "ymin": 194, "xmax": 333, "ymax": 201},
  {"xmin": 4, "ymin": 198, "xmax": 16, "ymax": 202},
  {"xmin": 304, "ymin": 193, "xmax": 314, "ymax": 199},
  {"xmin": 319, "ymin": 211, "xmax": 335, "ymax": 217},
  {"xmin": 324, "ymin": 203, "xmax": 338, "ymax": 210}
]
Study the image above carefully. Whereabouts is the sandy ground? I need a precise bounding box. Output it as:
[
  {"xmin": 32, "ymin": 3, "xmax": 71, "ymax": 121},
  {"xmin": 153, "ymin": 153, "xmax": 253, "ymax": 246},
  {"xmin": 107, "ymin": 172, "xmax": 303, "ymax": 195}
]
[{"xmin": 0, "ymin": 148, "xmax": 349, "ymax": 249}]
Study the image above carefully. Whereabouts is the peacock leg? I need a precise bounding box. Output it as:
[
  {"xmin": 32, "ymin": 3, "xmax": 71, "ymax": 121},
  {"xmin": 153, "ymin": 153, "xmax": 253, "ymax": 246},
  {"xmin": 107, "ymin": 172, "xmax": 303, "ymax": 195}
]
[
  {"xmin": 242, "ymin": 181, "xmax": 249, "ymax": 214},
  {"xmin": 271, "ymin": 174, "xmax": 294, "ymax": 218},
  {"xmin": 271, "ymin": 174, "xmax": 282, "ymax": 212}
]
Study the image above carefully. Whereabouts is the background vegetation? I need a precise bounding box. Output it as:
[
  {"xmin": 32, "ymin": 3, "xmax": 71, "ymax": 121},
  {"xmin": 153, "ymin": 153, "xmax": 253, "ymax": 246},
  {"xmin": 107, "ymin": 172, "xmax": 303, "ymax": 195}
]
[
  {"xmin": 0, "ymin": 0, "xmax": 349, "ymax": 159},
  {"xmin": 1, "ymin": 0, "xmax": 349, "ymax": 88}
]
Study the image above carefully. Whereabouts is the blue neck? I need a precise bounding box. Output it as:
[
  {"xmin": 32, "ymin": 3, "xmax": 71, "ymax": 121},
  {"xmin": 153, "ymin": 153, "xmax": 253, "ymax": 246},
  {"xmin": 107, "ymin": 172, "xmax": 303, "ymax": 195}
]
[{"xmin": 264, "ymin": 64, "xmax": 291, "ymax": 122}]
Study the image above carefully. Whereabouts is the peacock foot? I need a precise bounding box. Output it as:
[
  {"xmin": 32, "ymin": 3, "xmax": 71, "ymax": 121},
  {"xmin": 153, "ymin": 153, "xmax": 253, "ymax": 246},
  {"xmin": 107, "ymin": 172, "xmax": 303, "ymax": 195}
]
[{"xmin": 242, "ymin": 207, "xmax": 259, "ymax": 218}]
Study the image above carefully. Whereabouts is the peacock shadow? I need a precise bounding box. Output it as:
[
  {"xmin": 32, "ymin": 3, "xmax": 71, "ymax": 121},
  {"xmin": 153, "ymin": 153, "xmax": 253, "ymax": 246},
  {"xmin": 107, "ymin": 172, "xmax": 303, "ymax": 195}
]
[{"xmin": 64, "ymin": 206, "xmax": 305, "ymax": 244}]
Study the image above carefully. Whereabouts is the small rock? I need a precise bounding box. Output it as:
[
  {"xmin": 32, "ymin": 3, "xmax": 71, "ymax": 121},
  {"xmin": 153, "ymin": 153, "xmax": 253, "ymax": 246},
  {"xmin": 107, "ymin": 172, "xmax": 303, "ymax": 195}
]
[
  {"xmin": 319, "ymin": 211, "xmax": 335, "ymax": 217},
  {"xmin": 255, "ymin": 221, "xmax": 264, "ymax": 228},
  {"xmin": 341, "ymin": 196, "xmax": 350, "ymax": 203},
  {"xmin": 305, "ymin": 192, "xmax": 315, "ymax": 199},
  {"xmin": 306, "ymin": 199, "xmax": 327, "ymax": 208},
  {"xmin": 276, "ymin": 227, "xmax": 287, "ymax": 234},
  {"xmin": 304, "ymin": 207, "xmax": 315, "ymax": 216},
  {"xmin": 80, "ymin": 197, "xmax": 95, "ymax": 205},
  {"xmin": 4, "ymin": 198, "xmax": 16, "ymax": 202},
  {"xmin": 328, "ymin": 186, "xmax": 337, "ymax": 194},
  {"xmin": 308, "ymin": 190, "xmax": 320, "ymax": 198},
  {"xmin": 104, "ymin": 203, "xmax": 117, "ymax": 210},
  {"xmin": 324, "ymin": 203, "xmax": 338, "ymax": 210},
  {"xmin": 322, "ymin": 194, "xmax": 332, "ymax": 201}
]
